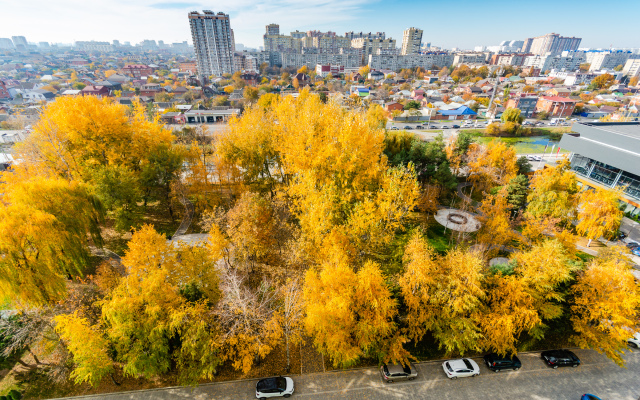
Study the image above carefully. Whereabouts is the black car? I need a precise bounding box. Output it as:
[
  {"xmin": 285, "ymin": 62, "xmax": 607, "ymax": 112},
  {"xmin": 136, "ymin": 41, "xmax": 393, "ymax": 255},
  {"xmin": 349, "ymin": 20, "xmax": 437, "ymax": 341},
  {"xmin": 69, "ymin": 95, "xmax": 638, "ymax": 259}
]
[
  {"xmin": 403, "ymin": 125, "xmax": 413, "ymax": 130},
  {"xmin": 626, "ymin": 242, "xmax": 639, "ymax": 250},
  {"xmin": 415, "ymin": 125, "xmax": 424, "ymax": 129},
  {"xmin": 452, "ymin": 124, "xmax": 460, "ymax": 129},
  {"xmin": 541, "ymin": 349, "xmax": 580, "ymax": 369},
  {"xmin": 483, "ymin": 353, "xmax": 522, "ymax": 372}
]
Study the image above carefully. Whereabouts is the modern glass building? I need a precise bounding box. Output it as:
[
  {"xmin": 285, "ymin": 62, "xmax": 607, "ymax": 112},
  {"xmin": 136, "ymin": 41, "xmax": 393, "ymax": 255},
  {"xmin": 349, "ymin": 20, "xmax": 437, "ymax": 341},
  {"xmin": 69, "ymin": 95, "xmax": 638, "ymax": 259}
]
[{"xmin": 559, "ymin": 122, "xmax": 640, "ymax": 216}]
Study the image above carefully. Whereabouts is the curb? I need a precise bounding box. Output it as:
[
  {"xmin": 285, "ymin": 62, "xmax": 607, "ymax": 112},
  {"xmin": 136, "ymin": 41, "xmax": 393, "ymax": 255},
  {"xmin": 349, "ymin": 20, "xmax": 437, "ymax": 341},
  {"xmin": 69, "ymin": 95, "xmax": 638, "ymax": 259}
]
[{"xmin": 49, "ymin": 346, "xmax": 590, "ymax": 399}]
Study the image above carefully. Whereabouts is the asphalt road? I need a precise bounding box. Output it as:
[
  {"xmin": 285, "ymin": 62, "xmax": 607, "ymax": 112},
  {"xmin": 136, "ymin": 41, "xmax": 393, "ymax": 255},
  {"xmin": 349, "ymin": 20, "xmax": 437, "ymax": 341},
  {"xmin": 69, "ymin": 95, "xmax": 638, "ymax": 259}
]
[{"xmin": 54, "ymin": 348, "xmax": 640, "ymax": 400}]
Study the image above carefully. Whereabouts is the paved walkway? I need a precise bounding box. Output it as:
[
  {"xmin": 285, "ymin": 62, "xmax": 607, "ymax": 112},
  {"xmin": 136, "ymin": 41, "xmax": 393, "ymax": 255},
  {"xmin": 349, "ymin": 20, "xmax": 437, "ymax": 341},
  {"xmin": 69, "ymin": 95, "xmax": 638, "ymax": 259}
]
[
  {"xmin": 50, "ymin": 349, "xmax": 640, "ymax": 400},
  {"xmin": 173, "ymin": 196, "xmax": 194, "ymax": 237}
]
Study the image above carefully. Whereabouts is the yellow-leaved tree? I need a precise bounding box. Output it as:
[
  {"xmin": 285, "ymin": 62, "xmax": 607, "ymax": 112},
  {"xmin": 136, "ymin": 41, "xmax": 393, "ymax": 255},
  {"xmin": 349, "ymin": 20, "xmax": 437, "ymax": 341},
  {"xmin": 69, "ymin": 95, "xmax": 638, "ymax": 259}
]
[
  {"xmin": 467, "ymin": 140, "xmax": 518, "ymax": 193},
  {"xmin": 399, "ymin": 232, "xmax": 485, "ymax": 355},
  {"xmin": 479, "ymin": 274, "xmax": 540, "ymax": 356},
  {"xmin": 100, "ymin": 225, "xmax": 222, "ymax": 383},
  {"xmin": 576, "ymin": 187, "xmax": 623, "ymax": 246},
  {"xmin": 571, "ymin": 246, "xmax": 640, "ymax": 366},
  {"xmin": 512, "ymin": 239, "xmax": 576, "ymax": 333},
  {"xmin": 477, "ymin": 188, "xmax": 515, "ymax": 255},
  {"xmin": 303, "ymin": 252, "xmax": 398, "ymax": 367},
  {"xmin": 0, "ymin": 175, "xmax": 104, "ymax": 306},
  {"xmin": 526, "ymin": 158, "xmax": 578, "ymax": 225},
  {"xmin": 54, "ymin": 312, "xmax": 114, "ymax": 387}
]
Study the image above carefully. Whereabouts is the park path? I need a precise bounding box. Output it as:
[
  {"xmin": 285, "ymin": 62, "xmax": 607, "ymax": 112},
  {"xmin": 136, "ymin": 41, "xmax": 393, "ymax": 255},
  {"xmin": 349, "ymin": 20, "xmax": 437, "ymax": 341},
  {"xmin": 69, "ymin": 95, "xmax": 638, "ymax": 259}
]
[{"xmin": 173, "ymin": 195, "xmax": 194, "ymax": 237}]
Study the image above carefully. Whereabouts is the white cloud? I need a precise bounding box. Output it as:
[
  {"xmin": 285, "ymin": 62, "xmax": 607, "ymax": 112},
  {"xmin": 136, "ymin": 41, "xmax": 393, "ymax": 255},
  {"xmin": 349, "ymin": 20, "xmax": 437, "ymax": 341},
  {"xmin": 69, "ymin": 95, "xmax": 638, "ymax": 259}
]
[{"xmin": 0, "ymin": 0, "xmax": 371, "ymax": 47}]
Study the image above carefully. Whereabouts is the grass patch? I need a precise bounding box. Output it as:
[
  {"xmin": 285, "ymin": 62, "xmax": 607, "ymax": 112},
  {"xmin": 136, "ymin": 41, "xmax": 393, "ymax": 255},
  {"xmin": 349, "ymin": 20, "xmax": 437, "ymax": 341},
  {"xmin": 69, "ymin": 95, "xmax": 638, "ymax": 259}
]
[
  {"xmin": 425, "ymin": 222, "xmax": 453, "ymax": 254},
  {"xmin": 576, "ymin": 251, "xmax": 595, "ymax": 264}
]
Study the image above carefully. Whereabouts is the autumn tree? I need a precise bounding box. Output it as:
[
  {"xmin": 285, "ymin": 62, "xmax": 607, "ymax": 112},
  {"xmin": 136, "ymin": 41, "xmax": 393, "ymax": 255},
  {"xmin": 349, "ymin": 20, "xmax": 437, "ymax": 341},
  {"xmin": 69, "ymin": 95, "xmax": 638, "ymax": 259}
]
[
  {"xmin": 526, "ymin": 158, "xmax": 578, "ymax": 225},
  {"xmin": 100, "ymin": 225, "xmax": 222, "ymax": 383},
  {"xmin": 571, "ymin": 247, "xmax": 640, "ymax": 366},
  {"xmin": 630, "ymin": 76, "xmax": 639, "ymax": 87},
  {"xmin": 54, "ymin": 312, "xmax": 113, "ymax": 386},
  {"xmin": 467, "ymin": 140, "xmax": 518, "ymax": 193},
  {"xmin": 276, "ymin": 279, "xmax": 305, "ymax": 372},
  {"xmin": 592, "ymin": 73, "xmax": 615, "ymax": 89},
  {"xmin": 480, "ymin": 273, "xmax": 540, "ymax": 355},
  {"xmin": 297, "ymin": 65, "xmax": 308, "ymax": 74},
  {"xmin": 576, "ymin": 187, "xmax": 623, "ymax": 246},
  {"xmin": 512, "ymin": 239, "xmax": 576, "ymax": 332},
  {"xmin": 304, "ymin": 253, "xmax": 398, "ymax": 367},
  {"xmin": 477, "ymin": 188, "xmax": 515, "ymax": 254},
  {"xmin": 358, "ymin": 65, "xmax": 371, "ymax": 78},
  {"xmin": 523, "ymin": 85, "xmax": 535, "ymax": 93},
  {"xmin": 216, "ymin": 269, "xmax": 281, "ymax": 373},
  {"xmin": 399, "ymin": 232, "xmax": 485, "ymax": 355},
  {"xmin": 16, "ymin": 96, "xmax": 175, "ymax": 231},
  {"xmin": 0, "ymin": 175, "xmax": 104, "ymax": 306},
  {"xmin": 501, "ymin": 108, "xmax": 524, "ymax": 124},
  {"xmin": 243, "ymin": 86, "xmax": 259, "ymax": 103}
]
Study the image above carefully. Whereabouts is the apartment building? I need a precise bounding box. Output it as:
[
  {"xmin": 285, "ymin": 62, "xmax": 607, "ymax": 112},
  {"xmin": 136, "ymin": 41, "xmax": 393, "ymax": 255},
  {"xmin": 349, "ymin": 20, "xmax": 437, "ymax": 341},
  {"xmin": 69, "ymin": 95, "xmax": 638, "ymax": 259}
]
[
  {"xmin": 367, "ymin": 53, "xmax": 454, "ymax": 71},
  {"xmin": 623, "ymin": 58, "xmax": 640, "ymax": 78},
  {"xmin": 527, "ymin": 33, "xmax": 581, "ymax": 55},
  {"xmin": 401, "ymin": 27, "xmax": 423, "ymax": 55},
  {"xmin": 189, "ymin": 10, "xmax": 235, "ymax": 78}
]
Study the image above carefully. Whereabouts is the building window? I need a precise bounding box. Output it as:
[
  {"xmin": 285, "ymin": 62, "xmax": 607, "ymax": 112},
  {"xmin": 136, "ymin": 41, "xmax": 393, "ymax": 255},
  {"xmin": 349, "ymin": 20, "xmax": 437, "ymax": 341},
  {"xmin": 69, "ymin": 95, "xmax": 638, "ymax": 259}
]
[
  {"xmin": 589, "ymin": 161, "xmax": 620, "ymax": 186},
  {"xmin": 617, "ymin": 172, "xmax": 640, "ymax": 200}
]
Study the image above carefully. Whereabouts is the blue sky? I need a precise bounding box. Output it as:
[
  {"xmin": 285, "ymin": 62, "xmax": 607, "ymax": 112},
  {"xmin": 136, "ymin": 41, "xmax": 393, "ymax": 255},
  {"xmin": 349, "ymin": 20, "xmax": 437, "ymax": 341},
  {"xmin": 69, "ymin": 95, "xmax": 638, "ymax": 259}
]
[{"xmin": 1, "ymin": 0, "xmax": 637, "ymax": 49}]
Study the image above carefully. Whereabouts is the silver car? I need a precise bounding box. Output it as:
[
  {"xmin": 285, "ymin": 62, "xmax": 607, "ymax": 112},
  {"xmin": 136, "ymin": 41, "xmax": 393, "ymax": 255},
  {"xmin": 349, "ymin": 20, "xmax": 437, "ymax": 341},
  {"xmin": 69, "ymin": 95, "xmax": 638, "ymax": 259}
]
[{"xmin": 380, "ymin": 362, "xmax": 418, "ymax": 383}]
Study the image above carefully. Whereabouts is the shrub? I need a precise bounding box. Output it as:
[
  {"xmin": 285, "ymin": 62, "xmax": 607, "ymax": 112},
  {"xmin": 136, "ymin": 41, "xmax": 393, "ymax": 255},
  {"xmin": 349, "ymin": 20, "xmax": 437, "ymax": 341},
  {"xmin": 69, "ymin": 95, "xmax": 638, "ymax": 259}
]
[
  {"xmin": 486, "ymin": 123, "xmax": 501, "ymax": 136},
  {"xmin": 8, "ymin": 390, "xmax": 22, "ymax": 400}
]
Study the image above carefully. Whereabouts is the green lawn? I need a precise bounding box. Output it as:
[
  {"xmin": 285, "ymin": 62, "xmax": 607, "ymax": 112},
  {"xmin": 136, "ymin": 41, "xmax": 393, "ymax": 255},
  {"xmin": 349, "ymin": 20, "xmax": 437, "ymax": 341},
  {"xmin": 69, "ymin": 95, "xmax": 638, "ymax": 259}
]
[{"xmin": 475, "ymin": 136, "xmax": 570, "ymax": 155}]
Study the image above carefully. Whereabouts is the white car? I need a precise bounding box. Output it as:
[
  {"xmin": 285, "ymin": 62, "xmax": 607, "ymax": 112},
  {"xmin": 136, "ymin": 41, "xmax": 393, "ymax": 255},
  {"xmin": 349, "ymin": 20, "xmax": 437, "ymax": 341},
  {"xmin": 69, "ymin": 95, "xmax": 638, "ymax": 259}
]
[
  {"xmin": 442, "ymin": 358, "xmax": 480, "ymax": 379},
  {"xmin": 628, "ymin": 333, "xmax": 640, "ymax": 348},
  {"xmin": 256, "ymin": 376, "xmax": 294, "ymax": 399}
]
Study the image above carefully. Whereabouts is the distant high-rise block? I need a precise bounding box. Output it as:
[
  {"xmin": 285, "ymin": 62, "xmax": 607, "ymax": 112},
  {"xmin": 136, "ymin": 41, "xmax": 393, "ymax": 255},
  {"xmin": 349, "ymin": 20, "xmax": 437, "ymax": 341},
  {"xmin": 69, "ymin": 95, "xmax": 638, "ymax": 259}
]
[
  {"xmin": 0, "ymin": 38, "xmax": 14, "ymax": 50},
  {"xmin": 401, "ymin": 27, "xmax": 423, "ymax": 55},
  {"xmin": 189, "ymin": 10, "xmax": 235, "ymax": 78},
  {"xmin": 266, "ymin": 24, "xmax": 280, "ymax": 36},
  {"xmin": 527, "ymin": 33, "xmax": 581, "ymax": 55}
]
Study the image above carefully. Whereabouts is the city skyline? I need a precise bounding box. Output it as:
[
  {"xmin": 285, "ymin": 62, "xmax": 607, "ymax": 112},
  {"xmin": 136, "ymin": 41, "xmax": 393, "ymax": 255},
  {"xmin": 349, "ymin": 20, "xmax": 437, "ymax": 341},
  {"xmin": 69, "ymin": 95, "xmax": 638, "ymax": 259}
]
[{"xmin": 1, "ymin": 0, "xmax": 638, "ymax": 50}]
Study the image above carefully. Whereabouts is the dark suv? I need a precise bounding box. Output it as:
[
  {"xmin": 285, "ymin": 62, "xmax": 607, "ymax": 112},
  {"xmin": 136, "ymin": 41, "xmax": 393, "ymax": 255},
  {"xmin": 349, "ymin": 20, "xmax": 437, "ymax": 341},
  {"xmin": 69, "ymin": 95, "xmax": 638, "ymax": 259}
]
[
  {"xmin": 483, "ymin": 353, "xmax": 522, "ymax": 372},
  {"xmin": 541, "ymin": 349, "xmax": 580, "ymax": 369}
]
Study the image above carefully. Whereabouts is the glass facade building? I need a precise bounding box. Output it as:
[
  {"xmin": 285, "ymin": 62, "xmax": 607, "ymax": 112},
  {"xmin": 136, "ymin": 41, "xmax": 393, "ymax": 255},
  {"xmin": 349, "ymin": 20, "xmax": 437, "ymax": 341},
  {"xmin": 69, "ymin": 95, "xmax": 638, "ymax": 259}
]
[{"xmin": 560, "ymin": 122, "xmax": 640, "ymax": 215}]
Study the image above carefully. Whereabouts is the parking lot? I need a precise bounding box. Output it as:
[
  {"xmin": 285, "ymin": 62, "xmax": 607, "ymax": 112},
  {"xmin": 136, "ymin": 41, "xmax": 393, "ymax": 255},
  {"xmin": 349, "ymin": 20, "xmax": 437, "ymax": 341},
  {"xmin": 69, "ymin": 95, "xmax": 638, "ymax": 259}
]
[{"xmin": 54, "ymin": 348, "xmax": 640, "ymax": 400}]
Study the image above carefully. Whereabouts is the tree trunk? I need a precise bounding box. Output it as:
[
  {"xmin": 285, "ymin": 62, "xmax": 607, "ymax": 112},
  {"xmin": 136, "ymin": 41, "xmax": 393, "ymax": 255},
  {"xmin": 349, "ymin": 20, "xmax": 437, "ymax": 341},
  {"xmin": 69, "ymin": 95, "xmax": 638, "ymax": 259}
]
[
  {"xmin": 285, "ymin": 333, "xmax": 291, "ymax": 373},
  {"xmin": 109, "ymin": 372, "xmax": 121, "ymax": 386},
  {"xmin": 587, "ymin": 238, "xmax": 592, "ymax": 247}
]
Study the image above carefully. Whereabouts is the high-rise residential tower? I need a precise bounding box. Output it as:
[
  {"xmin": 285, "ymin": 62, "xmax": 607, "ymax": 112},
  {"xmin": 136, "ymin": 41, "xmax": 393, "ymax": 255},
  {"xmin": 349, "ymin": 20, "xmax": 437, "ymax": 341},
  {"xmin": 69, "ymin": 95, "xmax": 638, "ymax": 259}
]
[
  {"xmin": 266, "ymin": 24, "xmax": 280, "ymax": 36},
  {"xmin": 527, "ymin": 33, "xmax": 581, "ymax": 55},
  {"xmin": 188, "ymin": 10, "xmax": 235, "ymax": 78},
  {"xmin": 401, "ymin": 27, "xmax": 423, "ymax": 55}
]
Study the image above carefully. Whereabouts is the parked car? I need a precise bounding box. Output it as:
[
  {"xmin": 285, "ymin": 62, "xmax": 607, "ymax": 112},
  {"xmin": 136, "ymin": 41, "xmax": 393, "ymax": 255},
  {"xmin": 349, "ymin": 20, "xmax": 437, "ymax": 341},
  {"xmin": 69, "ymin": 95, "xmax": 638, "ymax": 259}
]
[
  {"xmin": 404, "ymin": 125, "xmax": 413, "ymax": 130},
  {"xmin": 541, "ymin": 349, "xmax": 580, "ymax": 369},
  {"xmin": 483, "ymin": 353, "xmax": 522, "ymax": 372},
  {"xmin": 533, "ymin": 156, "xmax": 542, "ymax": 161},
  {"xmin": 416, "ymin": 125, "xmax": 424, "ymax": 130},
  {"xmin": 632, "ymin": 247, "xmax": 640, "ymax": 257},
  {"xmin": 626, "ymin": 242, "xmax": 640, "ymax": 250},
  {"xmin": 441, "ymin": 125, "xmax": 450, "ymax": 129},
  {"xmin": 628, "ymin": 332, "xmax": 640, "ymax": 348},
  {"xmin": 390, "ymin": 127, "xmax": 399, "ymax": 130},
  {"xmin": 256, "ymin": 376, "xmax": 294, "ymax": 399},
  {"xmin": 380, "ymin": 362, "xmax": 418, "ymax": 383},
  {"xmin": 581, "ymin": 395, "xmax": 602, "ymax": 400},
  {"xmin": 452, "ymin": 124, "xmax": 460, "ymax": 129},
  {"xmin": 442, "ymin": 358, "xmax": 480, "ymax": 379}
]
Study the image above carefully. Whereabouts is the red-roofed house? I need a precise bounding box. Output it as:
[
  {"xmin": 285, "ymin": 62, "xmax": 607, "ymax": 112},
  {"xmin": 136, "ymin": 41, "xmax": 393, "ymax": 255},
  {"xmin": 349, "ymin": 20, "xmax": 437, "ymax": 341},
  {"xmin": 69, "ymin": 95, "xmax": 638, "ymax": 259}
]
[
  {"xmin": 122, "ymin": 64, "xmax": 153, "ymax": 78},
  {"xmin": 536, "ymin": 96, "xmax": 577, "ymax": 117},
  {"xmin": 80, "ymin": 85, "xmax": 111, "ymax": 97}
]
